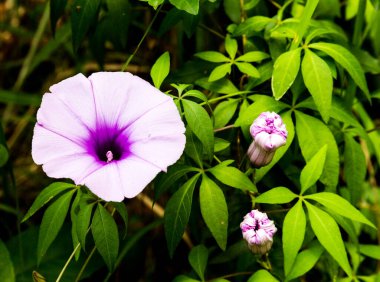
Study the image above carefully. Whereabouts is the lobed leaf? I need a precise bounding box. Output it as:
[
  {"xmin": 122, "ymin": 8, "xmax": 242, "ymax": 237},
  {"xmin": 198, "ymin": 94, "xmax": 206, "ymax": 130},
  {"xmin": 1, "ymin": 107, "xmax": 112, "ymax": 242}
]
[
  {"xmin": 200, "ymin": 175, "xmax": 228, "ymax": 250},
  {"xmin": 188, "ymin": 244, "xmax": 208, "ymax": 281},
  {"xmin": 164, "ymin": 174, "xmax": 200, "ymax": 257},
  {"xmin": 91, "ymin": 203, "xmax": 119, "ymax": 271},
  {"xmin": 255, "ymin": 187, "xmax": 297, "ymax": 204},
  {"xmin": 151, "ymin": 51, "xmax": 170, "ymax": 89}
]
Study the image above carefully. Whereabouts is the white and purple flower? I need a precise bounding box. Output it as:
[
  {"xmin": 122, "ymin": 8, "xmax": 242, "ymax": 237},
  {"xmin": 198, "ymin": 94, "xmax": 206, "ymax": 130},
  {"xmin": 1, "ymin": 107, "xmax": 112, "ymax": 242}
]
[
  {"xmin": 32, "ymin": 72, "xmax": 186, "ymax": 202},
  {"xmin": 240, "ymin": 209, "xmax": 277, "ymax": 254},
  {"xmin": 247, "ymin": 111, "xmax": 287, "ymax": 167}
]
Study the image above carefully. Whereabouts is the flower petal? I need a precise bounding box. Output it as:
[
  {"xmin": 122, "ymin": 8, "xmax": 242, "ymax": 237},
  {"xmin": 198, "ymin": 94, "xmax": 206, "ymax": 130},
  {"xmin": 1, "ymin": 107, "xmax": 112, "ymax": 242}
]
[{"xmin": 88, "ymin": 72, "xmax": 171, "ymax": 129}]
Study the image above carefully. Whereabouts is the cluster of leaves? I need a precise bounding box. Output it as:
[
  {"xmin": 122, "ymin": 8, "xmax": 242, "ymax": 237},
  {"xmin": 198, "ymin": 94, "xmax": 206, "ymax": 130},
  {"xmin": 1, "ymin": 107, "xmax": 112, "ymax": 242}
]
[{"xmin": 1, "ymin": 0, "xmax": 380, "ymax": 281}]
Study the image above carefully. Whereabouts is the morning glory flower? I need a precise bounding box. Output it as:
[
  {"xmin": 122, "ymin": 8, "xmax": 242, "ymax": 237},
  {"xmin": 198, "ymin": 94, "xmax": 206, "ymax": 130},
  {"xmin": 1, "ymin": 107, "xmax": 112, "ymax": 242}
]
[
  {"xmin": 32, "ymin": 72, "xmax": 186, "ymax": 202},
  {"xmin": 240, "ymin": 209, "xmax": 277, "ymax": 254},
  {"xmin": 247, "ymin": 111, "xmax": 287, "ymax": 167}
]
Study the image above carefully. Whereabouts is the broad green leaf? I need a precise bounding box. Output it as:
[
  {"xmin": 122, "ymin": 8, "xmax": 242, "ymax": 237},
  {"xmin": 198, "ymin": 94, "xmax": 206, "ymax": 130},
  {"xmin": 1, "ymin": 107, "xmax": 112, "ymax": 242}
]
[
  {"xmin": 305, "ymin": 202, "xmax": 351, "ymax": 276},
  {"xmin": 295, "ymin": 111, "xmax": 339, "ymax": 191},
  {"xmin": 209, "ymin": 63, "xmax": 232, "ymax": 81},
  {"xmin": 344, "ymin": 135, "xmax": 366, "ymax": 202},
  {"xmin": 195, "ymin": 77, "xmax": 239, "ymax": 94},
  {"xmin": 208, "ymin": 165, "xmax": 257, "ymax": 192},
  {"xmin": 0, "ymin": 239, "xmax": 15, "ymax": 282},
  {"xmin": 164, "ymin": 174, "xmax": 200, "ymax": 257},
  {"xmin": 309, "ymin": 42, "xmax": 370, "ymax": 98},
  {"xmin": 0, "ymin": 144, "xmax": 9, "ymax": 167},
  {"xmin": 22, "ymin": 182, "xmax": 76, "ymax": 222},
  {"xmin": 185, "ymin": 128, "xmax": 204, "ymax": 167},
  {"xmin": 272, "ymin": 48, "xmax": 302, "ymax": 100},
  {"xmin": 283, "ymin": 200, "xmax": 306, "ymax": 276},
  {"xmin": 76, "ymin": 202, "xmax": 95, "ymax": 249},
  {"xmin": 182, "ymin": 90, "xmax": 208, "ymax": 102},
  {"xmin": 169, "ymin": 0, "xmax": 199, "ymax": 15},
  {"xmin": 37, "ymin": 190, "xmax": 74, "ymax": 263},
  {"xmin": 248, "ymin": 269, "xmax": 279, "ymax": 282},
  {"xmin": 195, "ymin": 51, "xmax": 230, "ymax": 63},
  {"xmin": 233, "ymin": 16, "xmax": 274, "ymax": 36},
  {"xmin": 225, "ymin": 35, "xmax": 238, "ymax": 60},
  {"xmin": 300, "ymin": 145, "xmax": 328, "ymax": 194},
  {"xmin": 255, "ymin": 187, "xmax": 297, "ymax": 204},
  {"xmin": 304, "ymin": 192, "xmax": 376, "ymax": 228},
  {"xmin": 214, "ymin": 138, "xmax": 230, "ymax": 152},
  {"xmin": 359, "ymin": 244, "xmax": 380, "ymax": 259},
  {"xmin": 246, "ymin": 61, "xmax": 273, "ymax": 89},
  {"xmin": 182, "ymin": 99, "xmax": 214, "ymax": 160},
  {"xmin": 200, "ymin": 175, "xmax": 228, "ymax": 250},
  {"xmin": 301, "ymin": 49, "xmax": 333, "ymax": 122},
  {"xmin": 188, "ymin": 244, "xmax": 208, "ymax": 281},
  {"xmin": 151, "ymin": 51, "xmax": 170, "ymax": 89},
  {"xmin": 213, "ymin": 99, "xmax": 239, "ymax": 129},
  {"xmin": 234, "ymin": 94, "xmax": 289, "ymax": 127},
  {"xmin": 236, "ymin": 51, "xmax": 270, "ymax": 62},
  {"xmin": 256, "ymin": 111, "xmax": 295, "ymax": 181},
  {"xmin": 235, "ymin": 62, "xmax": 260, "ymax": 78},
  {"xmin": 91, "ymin": 203, "xmax": 119, "ymax": 271},
  {"xmin": 173, "ymin": 275, "xmax": 200, "ymax": 282},
  {"xmin": 71, "ymin": 0, "xmax": 101, "ymax": 51},
  {"xmin": 286, "ymin": 241, "xmax": 324, "ymax": 280},
  {"xmin": 50, "ymin": 0, "xmax": 68, "ymax": 34}
]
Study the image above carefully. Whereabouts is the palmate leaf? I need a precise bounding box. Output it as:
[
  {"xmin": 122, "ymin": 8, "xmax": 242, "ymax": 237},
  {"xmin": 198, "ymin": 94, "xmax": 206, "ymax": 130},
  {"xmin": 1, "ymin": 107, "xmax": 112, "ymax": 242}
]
[
  {"xmin": 301, "ymin": 49, "xmax": 333, "ymax": 122},
  {"xmin": 195, "ymin": 51, "xmax": 230, "ymax": 63},
  {"xmin": 236, "ymin": 51, "xmax": 270, "ymax": 62},
  {"xmin": 91, "ymin": 203, "xmax": 119, "ymax": 271},
  {"xmin": 151, "ymin": 51, "xmax": 170, "ymax": 89},
  {"xmin": 235, "ymin": 62, "xmax": 260, "ymax": 78},
  {"xmin": 209, "ymin": 63, "xmax": 232, "ymax": 81},
  {"xmin": 200, "ymin": 175, "xmax": 228, "ymax": 250},
  {"xmin": 164, "ymin": 174, "xmax": 200, "ymax": 257},
  {"xmin": 283, "ymin": 200, "xmax": 306, "ymax": 276},
  {"xmin": 37, "ymin": 190, "xmax": 75, "ymax": 264},
  {"xmin": 271, "ymin": 48, "xmax": 302, "ymax": 100},
  {"xmin": 76, "ymin": 202, "xmax": 95, "ymax": 250},
  {"xmin": 256, "ymin": 187, "xmax": 297, "ymax": 204},
  {"xmin": 225, "ymin": 35, "xmax": 238, "ymax": 60},
  {"xmin": 305, "ymin": 201, "xmax": 352, "ymax": 276},
  {"xmin": 295, "ymin": 111, "xmax": 339, "ymax": 191},
  {"xmin": 188, "ymin": 244, "xmax": 208, "ymax": 281},
  {"xmin": 308, "ymin": 42, "xmax": 370, "ymax": 99}
]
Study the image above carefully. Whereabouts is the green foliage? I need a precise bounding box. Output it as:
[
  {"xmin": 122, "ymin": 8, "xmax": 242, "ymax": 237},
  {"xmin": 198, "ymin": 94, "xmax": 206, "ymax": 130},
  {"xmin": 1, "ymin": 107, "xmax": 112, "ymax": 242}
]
[
  {"xmin": 151, "ymin": 51, "xmax": 170, "ymax": 89},
  {"xmin": 188, "ymin": 244, "xmax": 208, "ymax": 281},
  {"xmin": 0, "ymin": 239, "xmax": 15, "ymax": 282}
]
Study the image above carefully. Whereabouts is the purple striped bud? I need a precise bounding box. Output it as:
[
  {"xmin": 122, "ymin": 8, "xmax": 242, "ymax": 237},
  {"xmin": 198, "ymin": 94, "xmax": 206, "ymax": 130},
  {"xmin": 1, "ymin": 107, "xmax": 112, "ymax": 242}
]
[
  {"xmin": 240, "ymin": 209, "xmax": 277, "ymax": 254},
  {"xmin": 247, "ymin": 112, "xmax": 287, "ymax": 167}
]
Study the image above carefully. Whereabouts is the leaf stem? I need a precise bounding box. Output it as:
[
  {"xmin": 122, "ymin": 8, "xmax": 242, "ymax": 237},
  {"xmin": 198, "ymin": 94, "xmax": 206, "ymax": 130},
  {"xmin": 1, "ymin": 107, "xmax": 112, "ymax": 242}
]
[
  {"xmin": 74, "ymin": 246, "xmax": 97, "ymax": 282},
  {"xmin": 56, "ymin": 243, "xmax": 81, "ymax": 282}
]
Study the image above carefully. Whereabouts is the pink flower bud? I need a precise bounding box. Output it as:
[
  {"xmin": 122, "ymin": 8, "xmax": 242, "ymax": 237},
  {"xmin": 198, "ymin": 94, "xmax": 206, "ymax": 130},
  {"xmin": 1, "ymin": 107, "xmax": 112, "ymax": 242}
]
[
  {"xmin": 247, "ymin": 112, "xmax": 287, "ymax": 167},
  {"xmin": 240, "ymin": 209, "xmax": 277, "ymax": 255}
]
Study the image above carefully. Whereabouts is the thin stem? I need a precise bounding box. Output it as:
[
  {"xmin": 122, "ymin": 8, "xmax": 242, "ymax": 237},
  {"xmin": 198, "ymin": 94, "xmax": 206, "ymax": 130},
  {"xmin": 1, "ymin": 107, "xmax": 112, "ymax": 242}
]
[
  {"xmin": 56, "ymin": 243, "xmax": 81, "ymax": 282},
  {"xmin": 199, "ymin": 91, "xmax": 252, "ymax": 106},
  {"xmin": 74, "ymin": 246, "xmax": 97, "ymax": 282},
  {"xmin": 352, "ymin": 0, "xmax": 366, "ymax": 48},
  {"xmin": 198, "ymin": 23, "xmax": 225, "ymax": 40},
  {"xmin": 121, "ymin": 5, "xmax": 163, "ymax": 71},
  {"xmin": 206, "ymin": 271, "xmax": 253, "ymax": 281},
  {"xmin": 214, "ymin": 124, "xmax": 235, "ymax": 132}
]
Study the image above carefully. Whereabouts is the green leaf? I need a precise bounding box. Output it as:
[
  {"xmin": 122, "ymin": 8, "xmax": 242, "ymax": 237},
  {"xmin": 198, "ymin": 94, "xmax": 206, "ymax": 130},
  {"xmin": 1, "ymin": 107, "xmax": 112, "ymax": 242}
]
[
  {"xmin": 182, "ymin": 99, "xmax": 214, "ymax": 160},
  {"xmin": 22, "ymin": 182, "xmax": 76, "ymax": 222},
  {"xmin": 71, "ymin": 0, "xmax": 101, "ymax": 51},
  {"xmin": 225, "ymin": 35, "xmax": 238, "ymax": 59},
  {"xmin": 151, "ymin": 51, "xmax": 170, "ymax": 89},
  {"xmin": 200, "ymin": 175, "xmax": 228, "ymax": 250},
  {"xmin": 283, "ymin": 200, "xmax": 306, "ymax": 276},
  {"xmin": 301, "ymin": 49, "xmax": 333, "ymax": 122},
  {"xmin": 214, "ymin": 138, "xmax": 230, "ymax": 152},
  {"xmin": 169, "ymin": 0, "xmax": 199, "ymax": 15},
  {"xmin": 287, "ymin": 241, "xmax": 324, "ymax": 280},
  {"xmin": 195, "ymin": 77, "xmax": 239, "ymax": 94},
  {"xmin": 304, "ymin": 192, "xmax": 376, "ymax": 228},
  {"xmin": 195, "ymin": 51, "xmax": 230, "ymax": 63},
  {"xmin": 255, "ymin": 187, "xmax": 297, "ymax": 204},
  {"xmin": 208, "ymin": 165, "xmax": 257, "ymax": 192},
  {"xmin": 76, "ymin": 202, "xmax": 95, "ymax": 250},
  {"xmin": 295, "ymin": 111, "xmax": 339, "ymax": 191},
  {"xmin": 255, "ymin": 111, "xmax": 295, "ymax": 181},
  {"xmin": 70, "ymin": 190, "xmax": 81, "ymax": 260},
  {"xmin": 309, "ymin": 42, "xmax": 370, "ymax": 98},
  {"xmin": 185, "ymin": 127, "xmax": 204, "ymax": 167},
  {"xmin": 0, "ymin": 144, "xmax": 9, "ymax": 167},
  {"xmin": 91, "ymin": 203, "xmax": 119, "ymax": 271},
  {"xmin": 164, "ymin": 174, "xmax": 200, "ymax": 257},
  {"xmin": 236, "ymin": 51, "xmax": 270, "ymax": 62},
  {"xmin": 233, "ymin": 16, "xmax": 274, "ymax": 36},
  {"xmin": 209, "ymin": 63, "xmax": 232, "ymax": 81},
  {"xmin": 0, "ymin": 239, "xmax": 15, "ymax": 282},
  {"xmin": 188, "ymin": 244, "xmax": 208, "ymax": 281},
  {"xmin": 344, "ymin": 135, "xmax": 366, "ymax": 201},
  {"xmin": 272, "ymin": 48, "xmax": 302, "ymax": 100},
  {"xmin": 248, "ymin": 269, "xmax": 279, "ymax": 282},
  {"xmin": 37, "ymin": 190, "xmax": 74, "ymax": 263},
  {"xmin": 213, "ymin": 99, "xmax": 239, "ymax": 129},
  {"xmin": 173, "ymin": 275, "xmax": 201, "ymax": 282},
  {"xmin": 235, "ymin": 62, "xmax": 260, "ymax": 77},
  {"xmin": 305, "ymin": 201, "xmax": 352, "ymax": 276},
  {"xmin": 112, "ymin": 202, "xmax": 129, "ymax": 238},
  {"xmin": 182, "ymin": 90, "xmax": 208, "ymax": 102},
  {"xmin": 300, "ymin": 145, "xmax": 328, "ymax": 194},
  {"xmin": 50, "ymin": 0, "xmax": 68, "ymax": 34},
  {"xmin": 359, "ymin": 244, "xmax": 380, "ymax": 260}
]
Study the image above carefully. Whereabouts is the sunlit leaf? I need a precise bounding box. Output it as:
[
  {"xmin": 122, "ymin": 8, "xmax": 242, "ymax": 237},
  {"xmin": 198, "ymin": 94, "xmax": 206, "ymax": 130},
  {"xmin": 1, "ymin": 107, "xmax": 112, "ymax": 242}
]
[
  {"xmin": 256, "ymin": 187, "xmax": 297, "ymax": 204},
  {"xmin": 248, "ymin": 269, "xmax": 279, "ymax": 282},
  {"xmin": 195, "ymin": 51, "xmax": 229, "ymax": 63},
  {"xmin": 208, "ymin": 165, "xmax": 257, "ymax": 192},
  {"xmin": 169, "ymin": 0, "xmax": 199, "ymax": 15},
  {"xmin": 151, "ymin": 51, "xmax": 170, "ymax": 89}
]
